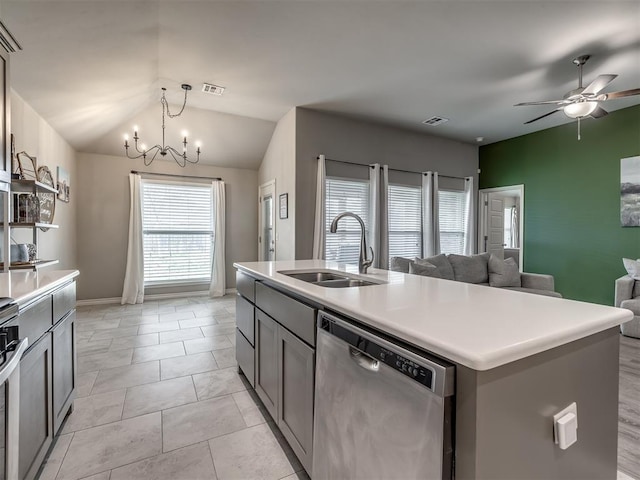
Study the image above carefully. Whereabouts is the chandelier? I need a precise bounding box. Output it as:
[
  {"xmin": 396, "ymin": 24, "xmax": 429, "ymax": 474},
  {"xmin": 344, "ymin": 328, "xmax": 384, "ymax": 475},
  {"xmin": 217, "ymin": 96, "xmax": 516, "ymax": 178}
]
[{"xmin": 124, "ymin": 84, "xmax": 201, "ymax": 167}]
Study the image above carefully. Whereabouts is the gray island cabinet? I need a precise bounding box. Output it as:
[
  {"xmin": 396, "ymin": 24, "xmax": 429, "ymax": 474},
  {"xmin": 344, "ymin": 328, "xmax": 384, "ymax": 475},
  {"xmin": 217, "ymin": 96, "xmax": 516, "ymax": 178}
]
[
  {"xmin": 7, "ymin": 271, "xmax": 79, "ymax": 480},
  {"xmin": 235, "ymin": 260, "xmax": 630, "ymax": 480},
  {"xmin": 236, "ymin": 271, "xmax": 316, "ymax": 473}
]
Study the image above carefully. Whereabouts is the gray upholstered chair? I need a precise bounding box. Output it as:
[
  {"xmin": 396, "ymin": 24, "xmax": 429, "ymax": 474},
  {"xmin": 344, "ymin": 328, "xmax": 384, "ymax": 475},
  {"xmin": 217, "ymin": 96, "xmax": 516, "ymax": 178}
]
[{"xmin": 614, "ymin": 275, "xmax": 640, "ymax": 338}]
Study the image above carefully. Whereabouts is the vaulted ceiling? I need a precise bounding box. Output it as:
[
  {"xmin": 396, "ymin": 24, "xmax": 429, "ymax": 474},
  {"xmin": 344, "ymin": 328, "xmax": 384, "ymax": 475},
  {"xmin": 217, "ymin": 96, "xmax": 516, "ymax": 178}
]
[{"xmin": 3, "ymin": 1, "xmax": 640, "ymax": 169}]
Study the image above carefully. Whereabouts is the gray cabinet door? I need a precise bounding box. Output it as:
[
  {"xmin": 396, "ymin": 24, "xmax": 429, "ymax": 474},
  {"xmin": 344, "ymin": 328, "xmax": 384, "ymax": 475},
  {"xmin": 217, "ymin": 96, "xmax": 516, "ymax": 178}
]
[
  {"xmin": 255, "ymin": 310, "xmax": 278, "ymax": 420},
  {"xmin": 52, "ymin": 310, "xmax": 76, "ymax": 434},
  {"xmin": 19, "ymin": 334, "xmax": 53, "ymax": 480},
  {"xmin": 236, "ymin": 295, "xmax": 254, "ymax": 345},
  {"xmin": 277, "ymin": 327, "xmax": 315, "ymax": 473}
]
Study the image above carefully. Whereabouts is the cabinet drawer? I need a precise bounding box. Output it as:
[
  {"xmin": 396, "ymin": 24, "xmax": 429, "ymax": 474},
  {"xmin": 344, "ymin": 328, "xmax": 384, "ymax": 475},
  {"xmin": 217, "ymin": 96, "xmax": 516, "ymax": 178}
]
[
  {"xmin": 236, "ymin": 295, "xmax": 255, "ymax": 346},
  {"xmin": 20, "ymin": 296, "xmax": 53, "ymax": 349},
  {"xmin": 236, "ymin": 271, "xmax": 256, "ymax": 302},
  {"xmin": 255, "ymin": 283, "xmax": 316, "ymax": 346},
  {"xmin": 236, "ymin": 329, "xmax": 255, "ymax": 387},
  {"xmin": 52, "ymin": 282, "xmax": 76, "ymax": 325}
]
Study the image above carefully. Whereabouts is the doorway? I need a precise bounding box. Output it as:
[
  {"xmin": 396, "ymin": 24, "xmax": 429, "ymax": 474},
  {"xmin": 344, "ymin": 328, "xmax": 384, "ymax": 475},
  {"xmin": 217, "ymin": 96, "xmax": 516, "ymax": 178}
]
[
  {"xmin": 258, "ymin": 180, "xmax": 276, "ymax": 261},
  {"xmin": 478, "ymin": 185, "xmax": 524, "ymax": 271}
]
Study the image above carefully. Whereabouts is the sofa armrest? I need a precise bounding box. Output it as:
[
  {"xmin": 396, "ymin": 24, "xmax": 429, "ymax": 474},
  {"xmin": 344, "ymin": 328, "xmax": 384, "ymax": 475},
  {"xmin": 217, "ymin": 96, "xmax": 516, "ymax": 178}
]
[
  {"xmin": 520, "ymin": 272, "xmax": 555, "ymax": 292},
  {"xmin": 615, "ymin": 275, "xmax": 635, "ymax": 307}
]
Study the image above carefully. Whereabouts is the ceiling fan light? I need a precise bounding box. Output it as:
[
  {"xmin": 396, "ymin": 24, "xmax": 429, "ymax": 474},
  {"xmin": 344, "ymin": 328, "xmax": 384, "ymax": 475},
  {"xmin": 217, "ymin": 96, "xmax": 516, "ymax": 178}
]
[{"xmin": 564, "ymin": 101, "xmax": 598, "ymax": 118}]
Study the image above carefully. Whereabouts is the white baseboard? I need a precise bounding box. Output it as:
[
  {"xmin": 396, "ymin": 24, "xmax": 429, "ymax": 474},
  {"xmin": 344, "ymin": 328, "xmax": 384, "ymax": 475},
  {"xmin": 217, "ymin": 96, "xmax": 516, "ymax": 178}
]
[{"xmin": 77, "ymin": 288, "xmax": 237, "ymax": 307}]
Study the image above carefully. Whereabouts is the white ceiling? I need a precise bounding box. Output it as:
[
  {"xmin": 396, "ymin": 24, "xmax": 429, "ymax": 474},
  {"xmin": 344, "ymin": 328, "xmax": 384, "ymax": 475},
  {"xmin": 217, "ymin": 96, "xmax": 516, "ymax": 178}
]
[{"xmin": 3, "ymin": 1, "xmax": 640, "ymax": 169}]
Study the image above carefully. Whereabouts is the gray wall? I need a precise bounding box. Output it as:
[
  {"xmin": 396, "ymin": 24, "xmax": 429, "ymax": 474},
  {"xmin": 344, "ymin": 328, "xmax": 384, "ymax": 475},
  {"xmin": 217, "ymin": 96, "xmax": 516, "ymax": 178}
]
[
  {"xmin": 294, "ymin": 108, "xmax": 479, "ymax": 259},
  {"xmin": 76, "ymin": 153, "xmax": 258, "ymax": 301},
  {"xmin": 10, "ymin": 91, "xmax": 78, "ymax": 270},
  {"xmin": 258, "ymin": 108, "xmax": 296, "ymax": 260}
]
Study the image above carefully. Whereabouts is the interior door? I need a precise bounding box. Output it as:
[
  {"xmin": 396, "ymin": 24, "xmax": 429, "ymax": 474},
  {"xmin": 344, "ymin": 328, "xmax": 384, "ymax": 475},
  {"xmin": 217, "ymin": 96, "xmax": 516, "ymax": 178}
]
[
  {"xmin": 258, "ymin": 181, "xmax": 276, "ymax": 261},
  {"xmin": 486, "ymin": 193, "xmax": 505, "ymax": 259}
]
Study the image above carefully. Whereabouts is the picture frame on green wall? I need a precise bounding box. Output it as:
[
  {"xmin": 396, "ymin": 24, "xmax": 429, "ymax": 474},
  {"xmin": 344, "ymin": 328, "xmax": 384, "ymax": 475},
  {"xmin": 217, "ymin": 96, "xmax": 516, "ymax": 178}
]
[{"xmin": 621, "ymin": 156, "xmax": 640, "ymax": 227}]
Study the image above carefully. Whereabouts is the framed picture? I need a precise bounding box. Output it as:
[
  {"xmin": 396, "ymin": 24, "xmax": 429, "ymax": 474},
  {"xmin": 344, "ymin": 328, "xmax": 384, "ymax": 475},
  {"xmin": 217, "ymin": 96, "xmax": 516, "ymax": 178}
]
[
  {"xmin": 279, "ymin": 193, "xmax": 288, "ymax": 219},
  {"xmin": 621, "ymin": 156, "xmax": 640, "ymax": 227},
  {"xmin": 57, "ymin": 166, "xmax": 70, "ymax": 203}
]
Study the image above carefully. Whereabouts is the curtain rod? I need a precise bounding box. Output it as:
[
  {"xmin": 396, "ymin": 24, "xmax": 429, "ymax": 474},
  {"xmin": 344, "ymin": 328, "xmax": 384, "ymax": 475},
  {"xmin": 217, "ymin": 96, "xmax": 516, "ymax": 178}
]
[
  {"xmin": 318, "ymin": 156, "xmax": 465, "ymax": 180},
  {"xmin": 131, "ymin": 170, "xmax": 222, "ymax": 181}
]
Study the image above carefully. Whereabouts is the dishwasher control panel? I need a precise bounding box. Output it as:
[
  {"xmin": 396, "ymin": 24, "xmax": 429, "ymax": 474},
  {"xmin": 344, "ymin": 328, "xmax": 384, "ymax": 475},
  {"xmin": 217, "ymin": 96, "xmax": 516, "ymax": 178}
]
[{"xmin": 320, "ymin": 315, "xmax": 435, "ymax": 391}]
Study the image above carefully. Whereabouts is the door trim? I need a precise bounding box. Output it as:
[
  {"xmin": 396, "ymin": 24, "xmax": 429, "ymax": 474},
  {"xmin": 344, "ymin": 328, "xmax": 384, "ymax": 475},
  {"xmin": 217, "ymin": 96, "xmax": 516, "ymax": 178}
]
[
  {"xmin": 478, "ymin": 185, "xmax": 525, "ymax": 271},
  {"xmin": 258, "ymin": 180, "xmax": 276, "ymax": 261}
]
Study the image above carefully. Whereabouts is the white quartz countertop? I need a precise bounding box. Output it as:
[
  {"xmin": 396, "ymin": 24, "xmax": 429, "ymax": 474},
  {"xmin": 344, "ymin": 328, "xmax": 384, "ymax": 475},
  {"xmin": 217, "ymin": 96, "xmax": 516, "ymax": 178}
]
[
  {"xmin": 234, "ymin": 260, "xmax": 632, "ymax": 370},
  {"xmin": 0, "ymin": 269, "xmax": 79, "ymax": 306}
]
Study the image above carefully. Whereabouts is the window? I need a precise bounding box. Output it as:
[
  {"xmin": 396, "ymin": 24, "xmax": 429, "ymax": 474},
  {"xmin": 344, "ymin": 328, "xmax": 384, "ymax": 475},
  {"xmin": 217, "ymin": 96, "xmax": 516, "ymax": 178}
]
[
  {"xmin": 504, "ymin": 208, "xmax": 512, "ymax": 248},
  {"xmin": 387, "ymin": 183, "xmax": 422, "ymax": 263},
  {"xmin": 142, "ymin": 181, "xmax": 213, "ymax": 285},
  {"xmin": 324, "ymin": 177, "xmax": 369, "ymax": 264},
  {"xmin": 439, "ymin": 190, "xmax": 467, "ymax": 255}
]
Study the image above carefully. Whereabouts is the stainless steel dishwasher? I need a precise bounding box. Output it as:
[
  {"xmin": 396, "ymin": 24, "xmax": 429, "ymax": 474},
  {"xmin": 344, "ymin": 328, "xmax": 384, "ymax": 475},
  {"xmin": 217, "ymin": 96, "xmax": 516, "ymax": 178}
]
[{"xmin": 312, "ymin": 311, "xmax": 455, "ymax": 480}]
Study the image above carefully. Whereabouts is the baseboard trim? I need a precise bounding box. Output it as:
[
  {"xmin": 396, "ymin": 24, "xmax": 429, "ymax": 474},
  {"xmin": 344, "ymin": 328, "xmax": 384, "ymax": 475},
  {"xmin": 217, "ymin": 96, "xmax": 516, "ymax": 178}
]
[{"xmin": 77, "ymin": 288, "xmax": 237, "ymax": 307}]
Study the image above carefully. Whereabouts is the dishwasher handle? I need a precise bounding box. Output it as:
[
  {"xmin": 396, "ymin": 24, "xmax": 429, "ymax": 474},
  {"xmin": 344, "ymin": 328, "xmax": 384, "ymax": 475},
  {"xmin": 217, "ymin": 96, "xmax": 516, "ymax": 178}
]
[{"xmin": 349, "ymin": 346, "xmax": 380, "ymax": 372}]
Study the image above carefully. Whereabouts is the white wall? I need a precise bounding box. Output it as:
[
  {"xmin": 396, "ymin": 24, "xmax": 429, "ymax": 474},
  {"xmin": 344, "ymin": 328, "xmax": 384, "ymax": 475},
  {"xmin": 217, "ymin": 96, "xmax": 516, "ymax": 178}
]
[
  {"xmin": 76, "ymin": 153, "xmax": 258, "ymax": 301},
  {"xmin": 258, "ymin": 108, "xmax": 296, "ymax": 260},
  {"xmin": 10, "ymin": 91, "xmax": 78, "ymax": 270},
  {"xmin": 294, "ymin": 108, "xmax": 479, "ymax": 259}
]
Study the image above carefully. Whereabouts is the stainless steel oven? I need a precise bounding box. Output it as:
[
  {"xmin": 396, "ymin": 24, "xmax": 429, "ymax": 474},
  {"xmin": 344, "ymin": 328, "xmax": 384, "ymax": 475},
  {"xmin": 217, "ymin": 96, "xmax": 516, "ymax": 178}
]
[{"xmin": 0, "ymin": 300, "xmax": 26, "ymax": 480}]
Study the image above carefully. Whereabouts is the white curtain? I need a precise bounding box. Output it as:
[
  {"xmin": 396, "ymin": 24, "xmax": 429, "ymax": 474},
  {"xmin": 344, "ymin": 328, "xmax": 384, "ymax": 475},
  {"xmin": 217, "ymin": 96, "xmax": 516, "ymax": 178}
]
[
  {"xmin": 210, "ymin": 180, "xmax": 226, "ymax": 297},
  {"xmin": 312, "ymin": 155, "xmax": 326, "ymax": 260},
  {"xmin": 462, "ymin": 176, "xmax": 475, "ymax": 255},
  {"xmin": 121, "ymin": 173, "xmax": 144, "ymax": 305},
  {"xmin": 421, "ymin": 171, "xmax": 440, "ymax": 257},
  {"xmin": 511, "ymin": 206, "xmax": 519, "ymax": 248},
  {"xmin": 379, "ymin": 165, "xmax": 389, "ymax": 268},
  {"xmin": 368, "ymin": 164, "xmax": 381, "ymax": 268}
]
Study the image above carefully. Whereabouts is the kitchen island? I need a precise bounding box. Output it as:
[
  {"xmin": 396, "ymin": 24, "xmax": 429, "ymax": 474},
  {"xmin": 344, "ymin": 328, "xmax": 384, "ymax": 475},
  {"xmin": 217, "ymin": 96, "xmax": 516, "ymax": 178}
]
[{"xmin": 235, "ymin": 260, "xmax": 630, "ymax": 479}]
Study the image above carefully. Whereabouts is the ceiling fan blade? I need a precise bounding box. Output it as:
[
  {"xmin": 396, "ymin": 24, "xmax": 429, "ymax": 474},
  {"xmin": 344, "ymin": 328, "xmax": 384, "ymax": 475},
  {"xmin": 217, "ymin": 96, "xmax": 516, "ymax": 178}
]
[
  {"xmin": 599, "ymin": 88, "xmax": 640, "ymax": 100},
  {"xmin": 514, "ymin": 100, "xmax": 567, "ymax": 106},
  {"xmin": 589, "ymin": 106, "xmax": 608, "ymax": 119},
  {"xmin": 582, "ymin": 74, "xmax": 617, "ymax": 95},
  {"xmin": 524, "ymin": 108, "xmax": 562, "ymax": 124}
]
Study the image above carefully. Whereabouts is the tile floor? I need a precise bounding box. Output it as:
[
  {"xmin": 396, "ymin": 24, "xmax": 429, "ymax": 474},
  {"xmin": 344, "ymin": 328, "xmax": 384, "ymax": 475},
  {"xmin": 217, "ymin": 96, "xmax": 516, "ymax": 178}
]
[{"xmin": 39, "ymin": 295, "xmax": 308, "ymax": 480}]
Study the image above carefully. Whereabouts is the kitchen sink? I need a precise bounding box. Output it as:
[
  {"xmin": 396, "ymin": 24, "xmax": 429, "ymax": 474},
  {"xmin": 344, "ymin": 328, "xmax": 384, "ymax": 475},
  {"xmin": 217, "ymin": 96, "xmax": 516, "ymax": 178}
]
[
  {"xmin": 284, "ymin": 272, "xmax": 348, "ymax": 283},
  {"xmin": 279, "ymin": 269, "xmax": 385, "ymax": 288}
]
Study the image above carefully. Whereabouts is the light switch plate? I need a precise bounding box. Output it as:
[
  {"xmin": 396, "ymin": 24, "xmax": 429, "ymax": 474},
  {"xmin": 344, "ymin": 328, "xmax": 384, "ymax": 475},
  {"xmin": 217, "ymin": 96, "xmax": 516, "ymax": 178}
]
[{"xmin": 553, "ymin": 402, "xmax": 577, "ymax": 447}]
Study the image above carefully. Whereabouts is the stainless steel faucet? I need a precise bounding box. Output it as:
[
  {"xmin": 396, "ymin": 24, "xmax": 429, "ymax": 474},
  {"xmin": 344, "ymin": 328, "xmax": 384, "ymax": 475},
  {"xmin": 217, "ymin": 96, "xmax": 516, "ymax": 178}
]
[{"xmin": 330, "ymin": 212, "xmax": 374, "ymax": 274}]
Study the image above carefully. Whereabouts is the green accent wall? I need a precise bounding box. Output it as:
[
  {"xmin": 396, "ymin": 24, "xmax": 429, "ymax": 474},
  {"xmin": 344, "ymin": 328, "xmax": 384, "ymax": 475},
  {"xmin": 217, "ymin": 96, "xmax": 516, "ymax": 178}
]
[{"xmin": 479, "ymin": 104, "xmax": 640, "ymax": 305}]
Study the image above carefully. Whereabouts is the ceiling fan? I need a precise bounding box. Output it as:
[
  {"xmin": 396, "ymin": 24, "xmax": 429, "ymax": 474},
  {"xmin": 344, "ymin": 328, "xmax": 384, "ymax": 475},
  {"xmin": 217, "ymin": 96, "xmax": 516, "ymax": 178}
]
[{"xmin": 515, "ymin": 55, "xmax": 640, "ymax": 138}]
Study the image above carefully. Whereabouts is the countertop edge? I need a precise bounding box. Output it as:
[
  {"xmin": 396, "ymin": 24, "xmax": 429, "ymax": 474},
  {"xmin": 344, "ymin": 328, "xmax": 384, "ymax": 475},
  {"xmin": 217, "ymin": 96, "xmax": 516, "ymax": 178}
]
[
  {"xmin": 15, "ymin": 270, "xmax": 80, "ymax": 306},
  {"xmin": 234, "ymin": 262, "xmax": 631, "ymax": 371}
]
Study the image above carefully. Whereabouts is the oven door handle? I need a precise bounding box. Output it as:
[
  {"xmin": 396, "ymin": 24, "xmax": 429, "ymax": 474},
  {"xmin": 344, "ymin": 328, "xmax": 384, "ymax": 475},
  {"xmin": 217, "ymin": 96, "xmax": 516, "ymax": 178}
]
[{"xmin": 0, "ymin": 338, "xmax": 28, "ymax": 384}]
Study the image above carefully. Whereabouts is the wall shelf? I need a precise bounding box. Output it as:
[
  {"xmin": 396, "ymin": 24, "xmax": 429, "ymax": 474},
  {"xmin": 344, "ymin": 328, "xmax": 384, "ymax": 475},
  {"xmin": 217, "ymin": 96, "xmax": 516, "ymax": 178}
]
[{"xmin": 9, "ymin": 179, "xmax": 59, "ymax": 271}]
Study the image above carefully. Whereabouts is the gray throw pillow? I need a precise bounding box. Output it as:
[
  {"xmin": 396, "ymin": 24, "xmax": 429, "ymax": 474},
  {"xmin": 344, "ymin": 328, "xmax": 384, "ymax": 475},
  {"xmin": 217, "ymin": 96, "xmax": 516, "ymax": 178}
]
[
  {"xmin": 448, "ymin": 253, "xmax": 490, "ymax": 284},
  {"xmin": 488, "ymin": 254, "xmax": 521, "ymax": 287},
  {"xmin": 415, "ymin": 254, "xmax": 455, "ymax": 280},
  {"xmin": 409, "ymin": 261, "xmax": 443, "ymax": 278},
  {"xmin": 389, "ymin": 256, "xmax": 412, "ymax": 273}
]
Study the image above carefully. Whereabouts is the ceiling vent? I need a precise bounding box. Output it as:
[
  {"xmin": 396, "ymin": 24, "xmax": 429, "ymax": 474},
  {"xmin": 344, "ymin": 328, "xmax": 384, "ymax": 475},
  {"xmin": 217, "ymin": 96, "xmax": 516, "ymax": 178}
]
[
  {"xmin": 422, "ymin": 116, "xmax": 449, "ymax": 126},
  {"xmin": 202, "ymin": 83, "xmax": 225, "ymax": 96}
]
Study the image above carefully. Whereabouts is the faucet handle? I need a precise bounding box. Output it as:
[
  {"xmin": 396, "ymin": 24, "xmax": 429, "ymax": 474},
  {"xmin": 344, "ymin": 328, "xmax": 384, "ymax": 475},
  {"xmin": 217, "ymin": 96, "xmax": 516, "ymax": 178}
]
[{"xmin": 363, "ymin": 247, "xmax": 374, "ymax": 269}]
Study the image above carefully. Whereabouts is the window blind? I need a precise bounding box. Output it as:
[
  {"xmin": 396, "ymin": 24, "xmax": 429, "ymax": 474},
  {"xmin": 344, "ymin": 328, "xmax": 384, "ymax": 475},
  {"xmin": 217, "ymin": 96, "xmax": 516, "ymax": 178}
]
[
  {"xmin": 388, "ymin": 183, "xmax": 422, "ymax": 263},
  {"xmin": 439, "ymin": 190, "xmax": 467, "ymax": 255},
  {"xmin": 142, "ymin": 181, "xmax": 213, "ymax": 284},
  {"xmin": 324, "ymin": 177, "xmax": 369, "ymax": 265}
]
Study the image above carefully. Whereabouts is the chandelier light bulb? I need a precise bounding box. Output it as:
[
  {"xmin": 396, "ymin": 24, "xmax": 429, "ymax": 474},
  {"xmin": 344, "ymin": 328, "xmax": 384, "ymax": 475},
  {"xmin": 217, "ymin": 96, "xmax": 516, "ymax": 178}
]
[
  {"xmin": 123, "ymin": 134, "xmax": 129, "ymax": 141},
  {"xmin": 140, "ymin": 143, "xmax": 147, "ymax": 152},
  {"xmin": 195, "ymin": 141, "xmax": 202, "ymax": 148},
  {"xmin": 564, "ymin": 101, "xmax": 598, "ymax": 119}
]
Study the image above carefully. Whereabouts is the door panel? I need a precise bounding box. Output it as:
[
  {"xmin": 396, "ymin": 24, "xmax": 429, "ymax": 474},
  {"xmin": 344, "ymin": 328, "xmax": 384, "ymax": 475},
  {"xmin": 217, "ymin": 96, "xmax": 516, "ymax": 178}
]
[
  {"xmin": 255, "ymin": 310, "xmax": 278, "ymax": 420},
  {"xmin": 278, "ymin": 327, "xmax": 314, "ymax": 473},
  {"xmin": 487, "ymin": 194, "xmax": 505, "ymax": 259},
  {"xmin": 258, "ymin": 181, "xmax": 276, "ymax": 261}
]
